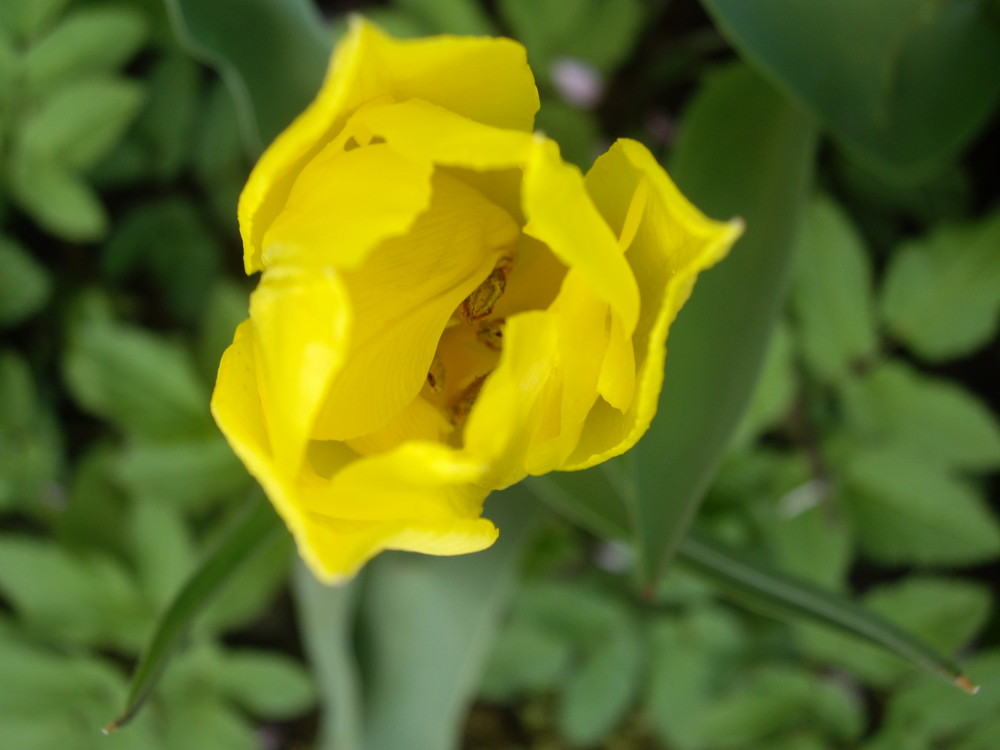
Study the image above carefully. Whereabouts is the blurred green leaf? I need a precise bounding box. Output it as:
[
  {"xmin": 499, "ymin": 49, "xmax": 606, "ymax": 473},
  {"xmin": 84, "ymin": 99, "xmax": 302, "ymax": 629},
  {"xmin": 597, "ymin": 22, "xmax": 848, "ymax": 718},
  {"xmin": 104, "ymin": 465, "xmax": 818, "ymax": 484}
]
[
  {"xmin": 293, "ymin": 562, "xmax": 364, "ymax": 750},
  {"xmin": 64, "ymin": 312, "xmax": 213, "ymax": 440},
  {"xmin": 762, "ymin": 500, "xmax": 852, "ymax": 591},
  {"xmin": 0, "ymin": 537, "xmax": 146, "ymax": 649},
  {"xmin": 165, "ymin": 0, "xmax": 330, "ymax": 152},
  {"xmin": 7, "ymin": 149, "xmax": 107, "ymax": 240},
  {"xmin": 107, "ymin": 497, "xmax": 280, "ymax": 732},
  {"xmin": 875, "ymin": 650, "xmax": 1000, "ymax": 746},
  {"xmin": 841, "ymin": 447, "xmax": 1000, "ymax": 566},
  {"xmin": 630, "ymin": 64, "xmax": 816, "ymax": 584},
  {"xmin": 215, "ymin": 650, "xmax": 315, "ymax": 719},
  {"xmin": 128, "ymin": 499, "xmax": 195, "ymax": 610},
  {"xmin": 559, "ymin": 615, "xmax": 643, "ymax": 745},
  {"xmin": 0, "ymin": 235, "xmax": 52, "ymax": 326},
  {"xmin": 646, "ymin": 606, "xmax": 745, "ymax": 749},
  {"xmin": 881, "ymin": 210, "xmax": 1000, "ymax": 361},
  {"xmin": 116, "ymin": 437, "xmax": 249, "ymax": 511},
  {"xmin": 20, "ymin": 76, "xmax": 144, "ymax": 170},
  {"xmin": 0, "ymin": 0, "xmax": 72, "ymax": 40},
  {"xmin": 197, "ymin": 280, "xmax": 250, "ymax": 381},
  {"xmin": 361, "ymin": 486, "xmax": 537, "ymax": 750},
  {"xmin": 678, "ymin": 533, "xmax": 973, "ymax": 689},
  {"xmin": 480, "ymin": 620, "xmax": 572, "ymax": 700},
  {"xmin": 842, "ymin": 360, "xmax": 1000, "ymax": 472},
  {"xmin": 192, "ymin": 79, "xmax": 249, "ymax": 223},
  {"xmin": 702, "ymin": 0, "xmax": 1000, "ymax": 178},
  {"xmin": 534, "ymin": 98, "xmax": 601, "ymax": 168},
  {"xmin": 499, "ymin": 0, "xmax": 645, "ymax": 74},
  {"xmin": 393, "ymin": 0, "xmax": 494, "ymax": 35},
  {"xmin": 0, "ymin": 351, "xmax": 62, "ymax": 513},
  {"xmin": 800, "ymin": 576, "xmax": 992, "ymax": 688},
  {"xmin": 23, "ymin": 6, "xmax": 146, "ymax": 93},
  {"xmin": 131, "ymin": 52, "xmax": 202, "ymax": 181},
  {"xmin": 101, "ymin": 197, "xmax": 222, "ymax": 322},
  {"xmin": 790, "ymin": 195, "xmax": 878, "ymax": 382},
  {"xmin": 730, "ymin": 320, "xmax": 796, "ymax": 446}
]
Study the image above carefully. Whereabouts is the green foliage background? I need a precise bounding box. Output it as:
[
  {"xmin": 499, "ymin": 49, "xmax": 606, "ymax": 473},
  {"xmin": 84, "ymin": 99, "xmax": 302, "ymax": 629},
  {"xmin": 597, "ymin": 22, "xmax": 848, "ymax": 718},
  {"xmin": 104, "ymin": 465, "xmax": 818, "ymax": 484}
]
[{"xmin": 1, "ymin": 0, "xmax": 999, "ymax": 748}]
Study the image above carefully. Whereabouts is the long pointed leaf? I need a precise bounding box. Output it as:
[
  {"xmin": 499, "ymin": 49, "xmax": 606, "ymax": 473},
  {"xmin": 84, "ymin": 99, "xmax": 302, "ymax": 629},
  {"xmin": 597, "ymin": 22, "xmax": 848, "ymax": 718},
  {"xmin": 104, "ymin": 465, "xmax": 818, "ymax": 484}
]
[
  {"xmin": 103, "ymin": 496, "xmax": 281, "ymax": 732},
  {"xmin": 361, "ymin": 485, "xmax": 538, "ymax": 750},
  {"xmin": 676, "ymin": 532, "xmax": 978, "ymax": 693},
  {"xmin": 630, "ymin": 64, "xmax": 817, "ymax": 586},
  {"xmin": 292, "ymin": 561, "xmax": 365, "ymax": 750},
  {"xmin": 164, "ymin": 0, "xmax": 330, "ymax": 153}
]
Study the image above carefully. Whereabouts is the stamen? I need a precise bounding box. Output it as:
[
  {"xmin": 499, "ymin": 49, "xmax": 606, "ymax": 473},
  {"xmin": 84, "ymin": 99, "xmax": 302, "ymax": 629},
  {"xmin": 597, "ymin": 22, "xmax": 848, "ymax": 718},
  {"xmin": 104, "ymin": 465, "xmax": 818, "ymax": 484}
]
[
  {"xmin": 450, "ymin": 372, "xmax": 490, "ymax": 424},
  {"xmin": 426, "ymin": 356, "xmax": 445, "ymax": 392},
  {"xmin": 460, "ymin": 256, "xmax": 512, "ymax": 323},
  {"xmin": 476, "ymin": 320, "xmax": 505, "ymax": 351}
]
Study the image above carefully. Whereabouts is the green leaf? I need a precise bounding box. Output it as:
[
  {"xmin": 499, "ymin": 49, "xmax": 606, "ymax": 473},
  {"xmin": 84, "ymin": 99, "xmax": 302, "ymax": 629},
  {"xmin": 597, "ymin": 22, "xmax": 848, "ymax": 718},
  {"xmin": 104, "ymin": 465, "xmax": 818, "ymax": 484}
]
[
  {"xmin": 0, "ymin": 537, "xmax": 147, "ymax": 649},
  {"xmin": 841, "ymin": 360, "xmax": 1000, "ymax": 472},
  {"xmin": 22, "ymin": 6, "xmax": 147, "ymax": 93},
  {"xmin": 130, "ymin": 53, "xmax": 202, "ymax": 182},
  {"xmin": 875, "ymin": 650, "xmax": 1000, "ymax": 746},
  {"xmin": 0, "ymin": 0, "xmax": 72, "ymax": 40},
  {"xmin": 701, "ymin": 0, "xmax": 1000, "ymax": 178},
  {"xmin": 215, "ymin": 651, "xmax": 315, "ymax": 720},
  {"xmin": 645, "ymin": 607, "xmax": 745, "ymax": 749},
  {"xmin": 840, "ymin": 447, "xmax": 1000, "ymax": 566},
  {"xmin": 0, "ymin": 351, "xmax": 62, "ymax": 513},
  {"xmin": 499, "ymin": 0, "xmax": 646, "ymax": 74},
  {"xmin": 105, "ymin": 497, "xmax": 281, "ymax": 732},
  {"xmin": 165, "ymin": 0, "xmax": 330, "ymax": 152},
  {"xmin": 101, "ymin": 197, "xmax": 222, "ymax": 322},
  {"xmin": 676, "ymin": 532, "xmax": 975, "ymax": 690},
  {"xmin": 558, "ymin": 616, "xmax": 643, "ymax": 745},
  {"xmin": 800, "ymin": 576, "xmax": 992, "ymax": 688},
  {"xmin": 761, "ymin": 500, "xmax": 852, "ymax": 591},
  {"xmin": 393, "ymin": 0, "xmax": 495, "ymax": 35},
  {"xmin": 0, "ymin": 236, "xmax": 52, "ymax": 326},
  {"xmin": 790, "ymin": 195, "xmax": 878, "ymax": 382},
  {"xmin": 480, "ymin": 620, "xmax": 573, "ymax": 700},
  {"xmin": 197, "ymin": 280, "xmax": 250, "ymax": 381},
  {"xmin": 629, "ymin": 64, "xmax": 816, "ymax": 584},
  {"xmin": 730, "ymin": 320, "xmax": 796, "ymax": 446},
  {"xmin": 360, "ymin": 486, "xmax": 537, "ymax": 750},
  {"xmin": 292, "ymin": 561, "xmax": 364, "ymax": 750},
  {"xmin": 128, "ymin": 498, "xmax": 195, "ymax": 610},
  {"xmin": 192, "ymin": 80, "xmax": 251, "ymax": 224},
  {"xmin": 880, "ymin": 210, "xmax": 1000, "ymax": 361},
  {"xmin": 7, "ymin": 148, "xmax": 107, "ymax": 240},
  {"xmin": 63, "ymin": 311, "xmax": 213, "ymax": 440},
  {"xmin": 691, "ymin": 667, "xmax": 828, "ymax": 748},
  {"xmin": 20, "ymin": 76, "xmax": 144, "ymax": 170},
  {"xmin": 534, "ymin": 98, "xmax": 602, "ymax": 168},
  {"xmin": 116, "ymin": 437, "xmax": 249, "ymax": 511}
]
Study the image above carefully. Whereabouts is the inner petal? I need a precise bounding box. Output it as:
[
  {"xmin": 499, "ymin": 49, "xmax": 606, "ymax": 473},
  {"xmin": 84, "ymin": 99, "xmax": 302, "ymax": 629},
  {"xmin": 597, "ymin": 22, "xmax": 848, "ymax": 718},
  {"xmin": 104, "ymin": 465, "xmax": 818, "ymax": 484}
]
[{"xmin": 312, "ymin": 170, "xmax": 520, "ymax": 441}]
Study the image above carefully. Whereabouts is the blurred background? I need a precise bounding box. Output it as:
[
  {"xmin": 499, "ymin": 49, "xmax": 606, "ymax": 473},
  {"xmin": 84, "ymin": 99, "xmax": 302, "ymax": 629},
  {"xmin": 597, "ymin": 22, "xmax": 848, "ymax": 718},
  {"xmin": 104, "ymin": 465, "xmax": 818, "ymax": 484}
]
[{"xmin": 1, "ymin": 0, "xmax": 998, "ymax": 748}]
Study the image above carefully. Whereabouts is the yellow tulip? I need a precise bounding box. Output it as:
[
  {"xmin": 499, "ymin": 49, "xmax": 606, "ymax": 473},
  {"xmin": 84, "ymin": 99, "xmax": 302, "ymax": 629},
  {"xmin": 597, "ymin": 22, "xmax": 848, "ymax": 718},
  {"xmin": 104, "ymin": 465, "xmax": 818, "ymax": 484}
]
[{"xmin": 211, "ymin": 18, "xmax": 742, "ymax": 583}]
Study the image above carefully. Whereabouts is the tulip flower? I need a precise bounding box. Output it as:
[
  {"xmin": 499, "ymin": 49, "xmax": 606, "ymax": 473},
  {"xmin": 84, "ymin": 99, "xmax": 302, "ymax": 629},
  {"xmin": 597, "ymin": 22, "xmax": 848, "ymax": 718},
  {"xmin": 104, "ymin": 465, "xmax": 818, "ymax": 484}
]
[{"xmin": 211, "ymin": 18, "xmax": 742, "ymax": 582}]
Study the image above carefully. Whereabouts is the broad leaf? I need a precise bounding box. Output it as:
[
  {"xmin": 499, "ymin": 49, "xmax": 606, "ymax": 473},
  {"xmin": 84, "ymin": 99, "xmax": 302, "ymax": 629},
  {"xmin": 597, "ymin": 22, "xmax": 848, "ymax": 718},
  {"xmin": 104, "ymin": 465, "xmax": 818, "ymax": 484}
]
[
  {"xmin": 881, "ymin": 210, "xmax": 1000, "ymax": 361},
  {"xmin": 165, "ymin": 0, "xmax": 330, "ymax": 152},
  {"xmin": 701, "ymin": 0, "xmax": 1000, "ymax": 177},
  {"xmin": 630, "ymin": 64, "xmax": 817, "ymax": 584}
]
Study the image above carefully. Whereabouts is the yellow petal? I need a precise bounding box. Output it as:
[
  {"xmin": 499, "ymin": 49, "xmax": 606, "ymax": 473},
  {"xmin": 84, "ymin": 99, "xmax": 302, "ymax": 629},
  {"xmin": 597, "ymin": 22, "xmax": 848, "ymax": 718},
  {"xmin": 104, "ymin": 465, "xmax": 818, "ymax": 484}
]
[
  {"xmin": 566, "ymin": 139, "xmax": 743, "ymax": 469},
  {"xmin": 262, "ymin": 142, "xmax": 433, "ymax": 270},
  {"xmin": 464, "ymin": 310, "xmax": 560, "ymax": 488},
  {"xmin": 211, "ymin": 320, "xmax": 310, "ymax": 547},
  {"xmin": 311, "ymin": 171, "xmax": 519, "ymax": 441},
  {"xmin": 354, "ymin": 99, "xmax": 536, "ymax": 171},
  {"xmin": 239, "ymin": 19, "xmax": 538, "ymax": 273},
  {"xmin": 522, "ymin": 139, "xmax": 641, "ymax": 336},
  {"xmin": 295, "ymin": 442, "xmax": 496, "ymax": 582},
  {"xmin": 248, "ymin": 264, "xmax": 351, "ymax": 470}
]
